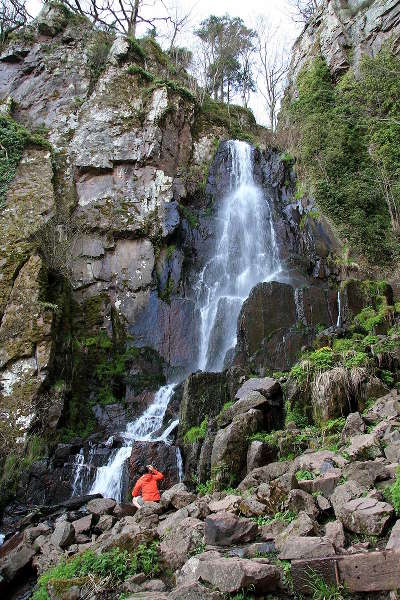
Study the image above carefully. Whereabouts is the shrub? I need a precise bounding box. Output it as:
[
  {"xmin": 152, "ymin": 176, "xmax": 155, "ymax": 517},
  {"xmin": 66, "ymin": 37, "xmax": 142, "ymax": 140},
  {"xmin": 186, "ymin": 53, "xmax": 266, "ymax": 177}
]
[
  {"xmin": 296, "ymin": 469, "xmax": 315, "ymax": 481},
  {"xmin": 286, "ymin": 47, "xmax": 400, "ymax": 264},
  {"xmin": 383, "ymin": 466, "xmax": 400, "ymax": 513},
  {"xmin": 184, "ymin": 417, "xmax": 208, "ymax": 444},
  {"xmin": 307, "ymin": 568, "xmax": 348, "ymax": 600},
  {"xmin": 33, "ymin": 544, "xmax": 159, "ymax": 599}
]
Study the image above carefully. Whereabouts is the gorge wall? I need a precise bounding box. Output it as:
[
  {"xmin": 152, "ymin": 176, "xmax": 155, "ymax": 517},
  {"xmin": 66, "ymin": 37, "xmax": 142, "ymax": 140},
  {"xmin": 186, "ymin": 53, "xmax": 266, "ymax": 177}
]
[{"xmin": 0, "ymin": 0, "xmax": 399, "ymax": 537}]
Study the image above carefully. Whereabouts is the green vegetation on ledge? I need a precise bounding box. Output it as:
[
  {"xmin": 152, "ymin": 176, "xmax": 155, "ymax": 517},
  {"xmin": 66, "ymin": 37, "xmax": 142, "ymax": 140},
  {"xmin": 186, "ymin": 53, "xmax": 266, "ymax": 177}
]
[
  {"xmin": 0, "ymin": 115, "xmax": 51, "ymax": 205},
  {"xmin": 286, "ymin": 46, "xmax": 400, "ymax": 264}
]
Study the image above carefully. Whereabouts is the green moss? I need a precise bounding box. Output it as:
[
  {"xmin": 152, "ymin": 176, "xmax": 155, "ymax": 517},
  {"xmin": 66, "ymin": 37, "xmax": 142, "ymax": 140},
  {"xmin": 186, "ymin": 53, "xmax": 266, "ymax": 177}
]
[
  {"xmin": 286, "ymin": 47, "xmax": 400, "ymax": 264},
  {"xmin": 127, "ymin": 36, "xmax": 147, "ymax": 61},
  {"xmin": 87, "ymin": 31, "xmax": 114, "ymax": 93},
  {"xmin": 0, "ymin": 116, "xmax": 51, "ymax": 205},
  {"xmin": 127, "ymin": 65, "xmax": 155, "ymax": 82},
  {"xmin": 178, "ymin": 204, "xmax": 199, "ymax": 228}
]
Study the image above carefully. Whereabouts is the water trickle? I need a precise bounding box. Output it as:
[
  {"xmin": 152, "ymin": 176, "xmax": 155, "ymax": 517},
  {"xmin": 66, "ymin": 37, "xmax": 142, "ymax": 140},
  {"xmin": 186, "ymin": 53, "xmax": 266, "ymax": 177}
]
[
  {"xmin": 337, "ymin": 289, "xmax": 342, "ymax": 327},
  {"xmin": 195, "ymin": 140, "xmax": 281, "ymax": 371},
  {"xmin": 176, "ymin": 447, "xmax": 184, "ymax": 482}
]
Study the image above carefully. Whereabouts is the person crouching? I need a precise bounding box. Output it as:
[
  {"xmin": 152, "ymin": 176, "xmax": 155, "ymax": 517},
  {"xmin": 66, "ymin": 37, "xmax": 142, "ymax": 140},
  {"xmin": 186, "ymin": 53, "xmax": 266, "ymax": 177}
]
[{"xmin": 131, "ymin": 464, "xmax": 164, "ymax": 509}]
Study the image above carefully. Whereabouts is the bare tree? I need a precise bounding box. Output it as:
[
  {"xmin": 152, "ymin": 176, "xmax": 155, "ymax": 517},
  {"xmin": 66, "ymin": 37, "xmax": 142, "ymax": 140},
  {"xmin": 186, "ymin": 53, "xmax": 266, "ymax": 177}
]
[
  {"xmin": 160, "ymin": 1, "xmax": 194, "ymax": 51},
  {"xmin": 0, "ymin": 0, "xmax": 31, "ymax": 48},
  {"xmin": 255, "ymin": 17, "xmax": 288, "ymax": 131},
  {"xmin": 288, "ymin": 0, "xmax": 321, "ymax": 23},
  {"xmin": 59, "ymin": 0, "xmax": 171, "ymax": 37}
]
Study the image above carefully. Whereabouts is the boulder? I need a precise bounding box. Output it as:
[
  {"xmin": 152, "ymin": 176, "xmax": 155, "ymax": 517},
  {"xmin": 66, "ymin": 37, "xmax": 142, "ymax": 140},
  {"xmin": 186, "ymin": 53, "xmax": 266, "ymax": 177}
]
[
  {"xmin": 211, "ymin": 409, "xmax": 263, "ymax": 485},
  {"xmin": 293, "ymin": 450, "xmax": 347, "ymax": 473},
  {"xmin": 0, "ymin": 535, "xmax": 36, "ymax": 582},
  {"xmin": 86, "ymin": 498, "xmax": 116, "ymax": 516},
  {"xmin": 325, "ymin": 521, "xmax": 345, "ymax": 551},
  {"xmin": 341, "ymin": 412, "xmax": 366, "ymax": 440},
  {"xmin": 235, "ymin": 377, "xmax": 281, "ymax": 400},
  {"xmin": 169, "ymin": 582, "xmax": 222, "ymax": 599},
  {"xmin": 331, "ymin": 481, "xmax": 366, "ymax": 520},
  {"xmin": 256, "ymin": 479, "xmax": 289, "ymax": 513},
  {"xmin": 297, "ymin": 469, "xmax": 342, "ymax": 498},
  {"xmin": 72, "ymin": 515, "xmax": 92, "ymax": 536},
  {"xmin": 160, "ymin": 483, "xmax": 196, "ymax": 510},
  {"xmin": 157, "ymin": 500, "xmax": 209, "ymax": 537},
  {"xmin": 219, "ymin": 389, "xmax": 283, "ymax": 430},
  {"xmin": 363, "ymin": 391, "xmax": 400, "ymax": 424},
  {"xmin": 279, "ymin": 536, "xmax": 336, "ymax": 560},
  {"xmin": 51, "ymin": 522, "xmax": 75, "ymax": 549},
  {"xmin": 343, "ymin": 461, "xmax": 389, "ymax": 489},
  {"xmin": 96, "ymin": 514, "xmax": 115, "ymax": 532},
  {"xmin": 160, "ymin": 517, "xmax": 204, "ymax": 570},
  {"xmin": 208, "ymin": 495, "xmax": 241, "ymax": 513},
  {"xmin": 311, "ymin": 367, "xmax": 353, "ymax": 424},
  {"xmin": 195, "ymin": 557, "xmax": 280, "ymax": 593},
  {"xmin": 247, "ymin": 440, "xmax": 277, "ymax": 473},
  {"xmin": 129, "ymin": 441, "xmax": 179, "ymax": 492},
  {"xmin": 346, "ymin": 433, "xmax": 382, "ymax": 461},
  {"xmin": 275, "ymin": 512, "xmax": 315, "ymax": 551},
  {"xmin": 238, "ymin": 496, "xmax": 267, "ymax": 517},
  {"xmin": 238, "ymin": 461, "xmax": 290, "ymax": 491},
  {"xmin": 386, "ymin": 519, "xmax": 400, "ymax": 550},
  {"xmin": 339, "ymin": 498, "xmax": 394, "ymax": 535},
  {"xmin": 384, "ymin": 441, "xmax": 400, "ymax": 463},
  {"xmin": 93, "ymin": 516, "xmax": 155, "ymax": 553},
  {"xmin": 287, "ymin": 489, "xmax": 318, "ymax": 518},
  {"xmin": 260, "ymin": 520, "xmax": 287, "ymax": 541},
  {"xmin": 204, "ymin": 512, "xmax": 258, "ymax": 546}
]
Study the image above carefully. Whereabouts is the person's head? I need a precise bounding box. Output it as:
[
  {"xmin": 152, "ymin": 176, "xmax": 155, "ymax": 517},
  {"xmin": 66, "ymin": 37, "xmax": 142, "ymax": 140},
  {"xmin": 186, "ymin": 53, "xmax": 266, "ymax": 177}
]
[{"xmin": 138, "ymin": 466, "xmax": 148, "ymax": 477}]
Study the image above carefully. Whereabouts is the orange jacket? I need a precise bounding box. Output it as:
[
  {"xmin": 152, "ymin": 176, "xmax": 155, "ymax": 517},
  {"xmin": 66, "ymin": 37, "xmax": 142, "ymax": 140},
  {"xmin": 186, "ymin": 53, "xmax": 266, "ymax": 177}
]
[{"xmin": 132, "ymin": 469, "xmax": 164, "ymax": 502}]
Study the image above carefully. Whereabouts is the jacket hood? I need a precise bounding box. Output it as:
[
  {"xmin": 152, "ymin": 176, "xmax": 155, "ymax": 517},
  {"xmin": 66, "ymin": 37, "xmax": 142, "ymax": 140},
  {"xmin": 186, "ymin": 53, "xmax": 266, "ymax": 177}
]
[{"xmin": 140, "ymin": 474, "xmax": 153, "ymax": 481}]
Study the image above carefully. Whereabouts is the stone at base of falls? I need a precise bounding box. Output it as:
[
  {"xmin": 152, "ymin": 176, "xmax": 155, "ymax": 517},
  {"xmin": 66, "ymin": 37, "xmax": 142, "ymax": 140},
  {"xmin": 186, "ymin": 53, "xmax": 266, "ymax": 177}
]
[
  {"xmin": 129, "ymin": 441, "xmax": 179, "ymax": 494},
  {"xmin": 86, "ymin": 498, "xmax": 116, "ymax": 516},
  {"xmin": 204, "ymin": 512, "xmax": 258, "ymax": 546},
  {"xmin": 0, "ymin": 533, "xmax": 36, "ymax": 583},
  {"xmin": 235, "ymin": 281, "xmax": 338, "ymax": 372}
]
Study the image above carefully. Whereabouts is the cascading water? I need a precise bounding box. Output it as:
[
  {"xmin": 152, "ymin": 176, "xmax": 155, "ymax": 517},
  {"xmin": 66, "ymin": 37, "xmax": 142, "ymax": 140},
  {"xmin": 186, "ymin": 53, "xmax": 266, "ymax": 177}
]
[
  {"xmin": 77, "ymin": 140, "xmax": 281, "ymax": 500},
  {"xmin": 89, "ymin": 383, "xmax": 176, "ymax": 502},
  {"xmin": 196, "ymin": 140, "xmax": 281, "ymax": 371}
]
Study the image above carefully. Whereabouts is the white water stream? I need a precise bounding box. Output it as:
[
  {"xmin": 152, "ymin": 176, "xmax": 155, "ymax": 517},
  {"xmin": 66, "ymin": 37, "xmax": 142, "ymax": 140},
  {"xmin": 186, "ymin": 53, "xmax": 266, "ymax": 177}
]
[
  {"xmin": 75, "ymin": 140, "xmax": 280, "ymax": 501},
  {"xmin": 196, "ymin": 141, "xmax": 281, "ymax": 371}
]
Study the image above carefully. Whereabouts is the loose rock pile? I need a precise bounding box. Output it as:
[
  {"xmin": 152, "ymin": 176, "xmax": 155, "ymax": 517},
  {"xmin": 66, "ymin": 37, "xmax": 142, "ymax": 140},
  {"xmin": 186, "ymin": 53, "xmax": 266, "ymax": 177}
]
[{"xmin": 2, "ymin": 388, "xmax": 400, "ymax": 598}]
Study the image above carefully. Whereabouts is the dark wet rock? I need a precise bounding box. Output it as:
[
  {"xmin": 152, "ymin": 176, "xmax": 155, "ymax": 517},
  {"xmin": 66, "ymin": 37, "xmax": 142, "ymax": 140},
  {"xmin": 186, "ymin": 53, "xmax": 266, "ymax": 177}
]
[
  {"xmin": 235, "ymin": 281, "xmax": 338, "ymax": 372},
  {"xmin": 247, "ymin": 440, "xmax": 278, "ymax": 473},
  {"xmin": 211, "ymin": 409, "xmax": 263, "ymax": 486},
  {"xmin": 218, "ymin": 387, "xmax": 284, "ymax": 431}
]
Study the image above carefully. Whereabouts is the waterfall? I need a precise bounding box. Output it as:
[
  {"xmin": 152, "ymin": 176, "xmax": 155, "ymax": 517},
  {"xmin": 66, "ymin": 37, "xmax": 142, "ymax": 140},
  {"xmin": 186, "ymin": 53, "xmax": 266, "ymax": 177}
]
[
  {"xmin": 196, "ymin": 140, "xmax": 281, "ymax": 371},
  {"xmin": 78, "ymin": 140, "xmax": 280, "ymax": 501},
  {"xmin": 337, "ymin": 289, "xmax": 342, "ymax": 327},
  {"xmin": 89, "ymin": 384, "xmax": 176, "ymax": 502}
]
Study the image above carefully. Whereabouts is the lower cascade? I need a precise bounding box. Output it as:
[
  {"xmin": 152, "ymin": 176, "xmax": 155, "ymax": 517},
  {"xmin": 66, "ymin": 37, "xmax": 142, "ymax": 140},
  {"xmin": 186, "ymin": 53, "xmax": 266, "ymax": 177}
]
[{"xmin": 83, "ymin": 139, "xmax": 281, "ymax": 500}]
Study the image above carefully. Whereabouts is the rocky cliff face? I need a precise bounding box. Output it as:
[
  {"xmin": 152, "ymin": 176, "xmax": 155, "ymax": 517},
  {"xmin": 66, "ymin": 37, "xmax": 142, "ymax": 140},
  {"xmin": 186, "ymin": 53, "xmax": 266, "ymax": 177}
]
[{"xmin": 289, "ymin": 0, "xmax": 400, "ymax": 87}]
